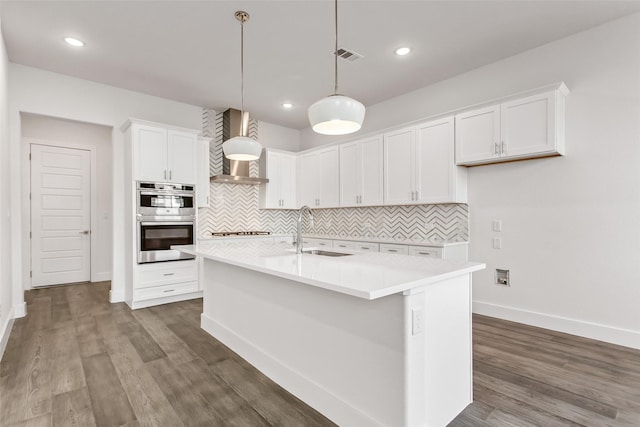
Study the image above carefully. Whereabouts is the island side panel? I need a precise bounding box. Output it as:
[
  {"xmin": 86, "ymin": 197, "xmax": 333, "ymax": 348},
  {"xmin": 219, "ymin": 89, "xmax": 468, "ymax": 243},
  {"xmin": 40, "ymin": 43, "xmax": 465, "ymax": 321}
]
[
  {"xmin": 201, "ymin": 259, "xmax": 405, "ymax": 427},
  {"xmin": 404, "ymin": 274, "xmax": 473, "ymax": 427}
]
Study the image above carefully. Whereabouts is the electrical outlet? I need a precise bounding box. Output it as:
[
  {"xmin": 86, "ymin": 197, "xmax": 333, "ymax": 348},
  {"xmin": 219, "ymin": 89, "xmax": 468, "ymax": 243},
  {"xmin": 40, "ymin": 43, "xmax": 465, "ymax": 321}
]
[{"xmin": 412, "ymin": 308, "xmax": 424, "ymax": 335}]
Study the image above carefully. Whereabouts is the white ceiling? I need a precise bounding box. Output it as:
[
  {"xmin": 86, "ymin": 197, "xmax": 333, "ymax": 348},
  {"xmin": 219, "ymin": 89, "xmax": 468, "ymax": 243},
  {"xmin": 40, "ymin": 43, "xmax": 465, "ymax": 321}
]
[{"xmin": 3, "ymin": 1, "xmax": 640, "ymax": 130}]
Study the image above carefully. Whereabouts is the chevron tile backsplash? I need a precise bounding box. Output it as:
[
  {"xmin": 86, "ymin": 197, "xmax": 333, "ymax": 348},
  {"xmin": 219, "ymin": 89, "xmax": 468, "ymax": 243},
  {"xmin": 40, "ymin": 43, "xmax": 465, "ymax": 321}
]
[{"xmin": 198, "ymin": 109, "xmax": 468, "ymax": 243}]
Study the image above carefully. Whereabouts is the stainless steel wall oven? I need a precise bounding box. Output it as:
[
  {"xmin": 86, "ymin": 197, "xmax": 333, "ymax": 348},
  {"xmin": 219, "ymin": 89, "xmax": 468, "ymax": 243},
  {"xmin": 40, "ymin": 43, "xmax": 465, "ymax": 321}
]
[{"xmin": 136, "ymin": 182, "xmax": 196, "ymax": 263}]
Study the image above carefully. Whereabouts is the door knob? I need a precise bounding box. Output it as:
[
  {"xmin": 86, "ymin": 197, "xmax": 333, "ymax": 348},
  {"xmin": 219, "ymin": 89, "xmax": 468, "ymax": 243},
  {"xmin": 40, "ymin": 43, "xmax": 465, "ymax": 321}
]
[{"xmin": 79, "ymin": 230, "xmax": 90, "ymax": 235}]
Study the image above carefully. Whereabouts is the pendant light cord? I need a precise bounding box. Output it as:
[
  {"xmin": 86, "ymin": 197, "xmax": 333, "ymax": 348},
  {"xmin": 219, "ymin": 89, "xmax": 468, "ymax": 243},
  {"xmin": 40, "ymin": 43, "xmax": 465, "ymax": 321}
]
[
  {"xmin": 334, "ymin": 0, "xmax": 338, "ymax": 95},
  {"xmin": 240, "ymin": 16, "xmax": 245, "ymax": 128}
]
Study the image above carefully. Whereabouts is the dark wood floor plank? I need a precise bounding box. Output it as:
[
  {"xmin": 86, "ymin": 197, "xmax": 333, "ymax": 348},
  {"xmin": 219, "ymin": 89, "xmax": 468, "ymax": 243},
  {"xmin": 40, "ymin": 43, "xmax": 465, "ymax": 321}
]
[
  {"xmin": 82, "ymin": 352, "xmax": 137, "ymax": 427},
  {"xmin": 177, "ymin": 357, "xmax": 271, "ymax": 426},
  {"xmin": 52, "ymin": 387, "xmax": 97, "ymax": 427},
  {"xmin": 118, "ymin": 321, "xmax": 167, "ymax": 363},
  {"xmin": 6, "ymin": 413, "xmax": 52, "ymax": 427},
  {"xmin": 164, "ymin": 320, "xmax": 231, "ymax": 365},
  {"xmin": 49, "ymin": 323, "xmax": 85, "ymax": 396},
  {"xmin": 103, "ymin": 333, "xmax": 184, "ymax": 427},
  {"xmin": 145, "ymin": 356, "xmax": 220, "ymax": 426},
  {"xmin": 131, "ymin": 308, "xmax": 198, "ymax": 365},
  {"xmin": 75, "ymin": 315, "xmax": 106, "ymax": 359},
  {"xmin": 210, "ymin": 357, "xmax": 337, "ymax": 427}
]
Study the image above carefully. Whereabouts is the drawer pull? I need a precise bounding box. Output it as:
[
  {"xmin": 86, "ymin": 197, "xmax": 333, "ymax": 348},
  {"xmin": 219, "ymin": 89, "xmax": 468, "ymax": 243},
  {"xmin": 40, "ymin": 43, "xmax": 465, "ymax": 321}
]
[
  {"xmin": 388, "ymin": 249, "xmax": 397, "ymax": 252},
  {"xmin": 338, "ymin": 245, "xmax": 347, "ymax": 248},
  {"xmin": 418, "ymin": 252, "xmax": 431, "ymax": 255},
  {"xmin": 163, "ymin": 289, "xmax": 175, "ymax": 293},
  {"xmin": 360, "ymin": 247, "xmax": 370, "ymax": 250},
  {"xmin": 163, "ymin": 273, "xmax": 175, "ymax": 276}
]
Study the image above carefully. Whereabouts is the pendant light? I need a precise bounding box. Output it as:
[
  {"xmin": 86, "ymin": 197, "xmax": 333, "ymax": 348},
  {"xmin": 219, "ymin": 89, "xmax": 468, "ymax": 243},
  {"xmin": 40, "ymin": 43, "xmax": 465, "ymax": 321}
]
[
  {"xmin": 308, "ymin": 0, "xmax": 365, "ymax": 135},
  {"xmin": 223, "ymin": 11, "xmax": 263, "ymax": 161}
]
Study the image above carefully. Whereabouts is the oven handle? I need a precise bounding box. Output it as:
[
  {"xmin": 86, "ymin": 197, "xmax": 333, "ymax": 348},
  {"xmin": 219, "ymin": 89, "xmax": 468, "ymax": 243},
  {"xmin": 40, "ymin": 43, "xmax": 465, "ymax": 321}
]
[
  {"xmin": 138, "ymin": 191, "xmax": 194, "ymax": 197},
  {"xmin": 140, "ymin": 221, "xmax": 194, "ymax": 226}
]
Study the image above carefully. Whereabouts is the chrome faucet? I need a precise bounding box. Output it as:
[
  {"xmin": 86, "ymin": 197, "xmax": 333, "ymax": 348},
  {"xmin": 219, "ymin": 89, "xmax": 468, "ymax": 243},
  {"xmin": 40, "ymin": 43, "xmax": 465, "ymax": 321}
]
[{"xmin": 296, "ymin": 205, "xmax": 314, "ymax": 254}]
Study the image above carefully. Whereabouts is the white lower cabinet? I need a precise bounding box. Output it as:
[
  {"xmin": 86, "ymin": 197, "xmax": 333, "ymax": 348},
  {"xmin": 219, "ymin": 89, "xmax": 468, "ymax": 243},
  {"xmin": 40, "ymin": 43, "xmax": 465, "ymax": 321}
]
[
  {"xmin": 301, "ymin": 238, "xmax": 333, "ymax": 248},
  {"xmin": 131, "ymin": 259, "xmax": 200, "ymax": 308},
  {"xmin": 408, "ymin": 246, "xmax": 442, "ymax": 258}
]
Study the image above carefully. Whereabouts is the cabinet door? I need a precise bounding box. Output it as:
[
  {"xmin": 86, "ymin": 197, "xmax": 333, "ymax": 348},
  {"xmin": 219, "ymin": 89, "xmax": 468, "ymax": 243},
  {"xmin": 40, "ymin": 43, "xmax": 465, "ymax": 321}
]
[
  {"xmin": 415, "ymin": 116, "xmax": 461, "ymax": 203},
  {"xmin": 135, "ymin": 124, "xmax": 168, "ymax": 182},
  {"xmin": 455, "ymin": 105, "xmax": 500, "ymax": 165},
  {"xmin": 262, "ymin": 151, "xmax": 283, "ymax": 208},
  {"xmin": 318, "ymin": 147, "xmax": 340, "ymax": 208},
  {"xmin": 168, "ymin": 130, "xmax": 197, "ymax": 184},
  {"xmin": 339, "ymin": 142, "xmax": 359, "ymax": 207},
  {"xmin": 383, "ymin": 127, "xmax": 414, "ymax": 205},
  {"xmin": 359, "ymin": 136, "xmax": 383, "ymax": 206},
  {"xmin": 501, "ymin": 91, "xmax": 557, "ymax": 159},
  {"xmin": 297, "ymin": 152, "xmax": 319, "ymax": 208},
  {"xmin": 196, "ymin": 137, "xmax": 210, "ymax": 207},
  {"xmin": 280, "ymin": 153, "xmax": 297, "ymax": 209}
]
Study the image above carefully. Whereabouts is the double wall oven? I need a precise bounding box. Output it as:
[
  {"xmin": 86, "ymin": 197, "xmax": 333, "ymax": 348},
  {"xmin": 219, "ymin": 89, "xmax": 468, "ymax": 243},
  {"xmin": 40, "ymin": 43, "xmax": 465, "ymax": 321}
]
[{"xmin": 136, "ymin": 182, "xmax": 196, "ymax": 263}]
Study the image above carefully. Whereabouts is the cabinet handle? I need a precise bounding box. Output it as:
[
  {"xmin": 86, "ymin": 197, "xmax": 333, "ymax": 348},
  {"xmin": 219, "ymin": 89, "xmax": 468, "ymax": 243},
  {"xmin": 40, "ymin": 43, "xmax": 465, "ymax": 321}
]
[
  {"xmin": 169, "ymin": 170, "xmax": 172, "ymax": 180},
  {"xmin": 164, "ymin": 170, "xmax": 167, "ymax": 180},
  {"xmin": 163, "ymin": 273, "xmax": 175, "ymax": 276},
  {"xmin": 418, "ymin": 252, "xmax": 432, "ymax": 255},
  {"xmin": 502, "ymin": 141, "xmax": 507, "ymax": 154},
  {"xmin": 388, "ymin": 249, "xmax": 398, "ymax": 253},
  {"xmin": 494, "ymin": 142, "xmax": 500, "ymax": 155},
  {"xmin": 360, "ymin": 247, "xmax": 370, "ymax": 250},
  {"xmin": 163, "ymin": 289, "xmax": 175, "ymax": 293}
]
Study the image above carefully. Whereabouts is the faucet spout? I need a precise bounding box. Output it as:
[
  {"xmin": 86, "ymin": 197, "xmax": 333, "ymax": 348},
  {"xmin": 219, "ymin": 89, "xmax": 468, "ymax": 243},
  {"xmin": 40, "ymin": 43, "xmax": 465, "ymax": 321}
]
[{"xmin": 296, "ymin": 205, "xmax": 314, "ymax": 254}]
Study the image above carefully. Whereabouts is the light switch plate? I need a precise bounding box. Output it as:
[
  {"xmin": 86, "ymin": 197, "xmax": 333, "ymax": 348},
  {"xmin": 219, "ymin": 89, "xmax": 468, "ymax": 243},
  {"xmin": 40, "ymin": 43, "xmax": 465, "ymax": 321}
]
[
  {"xmin": 412, "ymin": 309, "xmax": 424, "ymax": 335},
  {"xmin": 492, "ymin": 220, "xmax": 502, "ymax": 232},
  {"xmin": 492, "ymin": 237, "xmax": 502, "ymax": 249}
]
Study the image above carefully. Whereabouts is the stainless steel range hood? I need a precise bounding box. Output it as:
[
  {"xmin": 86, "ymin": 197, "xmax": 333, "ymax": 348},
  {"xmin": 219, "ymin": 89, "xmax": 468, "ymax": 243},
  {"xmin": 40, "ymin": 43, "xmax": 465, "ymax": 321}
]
[{"xmin": 210, "ymin": 108, "xmax": 268, "ymax": 185}]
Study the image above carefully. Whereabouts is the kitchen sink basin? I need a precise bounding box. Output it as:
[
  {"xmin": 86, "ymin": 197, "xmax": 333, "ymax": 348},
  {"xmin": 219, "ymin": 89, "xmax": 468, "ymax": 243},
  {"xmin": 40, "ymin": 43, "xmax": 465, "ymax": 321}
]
[{"xmin": 303, "ymin": 249, "xmax": 353, "ymax": 257}]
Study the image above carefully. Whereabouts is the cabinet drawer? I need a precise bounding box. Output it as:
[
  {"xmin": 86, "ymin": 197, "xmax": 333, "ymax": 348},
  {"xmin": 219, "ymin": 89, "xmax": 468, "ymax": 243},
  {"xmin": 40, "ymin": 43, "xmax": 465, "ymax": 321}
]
[
  {"xmin": 379, "ymin": 243, "xmax": 409, "ymax": 255},
  {"xmin": 302, "ymin": 238, "xmax": 332, "ymax": 248},
  {"xmin": 136, "ymin": 261, "xmax": 198, "ymax": 289},
  {"xmin": 332, "ymin": 240, "xmax": 354, "ymax": 250},
  {"xmin": 408, "ymin": 246, "xmax": 443, "ymax": 258},
  {"xmin": 351, "ymin": 242, "xmax": 379, "ymax": 252},
  {"xmin": 134, "ymin": 281, "xmax": 199, "ymax": 302}
]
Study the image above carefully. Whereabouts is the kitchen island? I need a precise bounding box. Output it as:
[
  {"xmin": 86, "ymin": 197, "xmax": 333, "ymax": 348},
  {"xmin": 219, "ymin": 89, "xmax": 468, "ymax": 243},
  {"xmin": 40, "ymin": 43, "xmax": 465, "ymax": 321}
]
[{"xmin": 177, "ymin": 240, "xmax": 485, "ymax": 427}]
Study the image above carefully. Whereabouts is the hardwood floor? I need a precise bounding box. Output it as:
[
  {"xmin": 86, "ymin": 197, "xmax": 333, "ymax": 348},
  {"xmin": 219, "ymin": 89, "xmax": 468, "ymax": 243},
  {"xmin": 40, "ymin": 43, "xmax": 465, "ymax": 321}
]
[{"xmin": 1, "ymin": 282, "xmax": 639, "ymax": 427}]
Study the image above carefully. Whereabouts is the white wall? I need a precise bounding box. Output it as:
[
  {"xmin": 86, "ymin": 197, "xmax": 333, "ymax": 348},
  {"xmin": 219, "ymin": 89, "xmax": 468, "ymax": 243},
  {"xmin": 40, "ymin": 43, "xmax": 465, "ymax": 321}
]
[
  {"xmin": 258, "ymin": 121, "xmax": 300, "ymax": 151},
  {"xmin": 20, "ymin": 113, "xmax": 113, "ymax": 285},
  {"xmin": 8, "ymin": 64, "xmax": 202, "ymax": 311},
  {"xmin": 0, "ymin": 4, "xmax": 14, "ymax": 356},
  {"xmin": 301, "ymin": 14, "xmax": 640, "ymax": 348}
]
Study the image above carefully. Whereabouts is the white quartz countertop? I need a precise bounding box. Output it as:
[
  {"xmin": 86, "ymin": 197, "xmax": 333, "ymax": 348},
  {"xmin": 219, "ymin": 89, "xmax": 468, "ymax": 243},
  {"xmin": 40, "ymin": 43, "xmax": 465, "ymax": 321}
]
[{"xmin": 176, "ymin": 241, "xmax": 485, "ymax": 300}]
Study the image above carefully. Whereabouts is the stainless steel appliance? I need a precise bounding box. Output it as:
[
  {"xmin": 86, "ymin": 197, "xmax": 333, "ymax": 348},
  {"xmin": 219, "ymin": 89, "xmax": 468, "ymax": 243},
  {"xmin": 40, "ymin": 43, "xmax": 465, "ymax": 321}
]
[{"xmin": 137, "ymin": 182, "xmax": 196, "ymax": 263}]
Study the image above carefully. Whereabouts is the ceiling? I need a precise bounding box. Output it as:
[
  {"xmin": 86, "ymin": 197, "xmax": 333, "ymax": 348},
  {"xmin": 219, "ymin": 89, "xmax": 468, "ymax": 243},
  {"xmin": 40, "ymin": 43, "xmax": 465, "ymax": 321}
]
[{"xmin": 3, "ymin": 1, "xmax": 640, "ymax": 130}]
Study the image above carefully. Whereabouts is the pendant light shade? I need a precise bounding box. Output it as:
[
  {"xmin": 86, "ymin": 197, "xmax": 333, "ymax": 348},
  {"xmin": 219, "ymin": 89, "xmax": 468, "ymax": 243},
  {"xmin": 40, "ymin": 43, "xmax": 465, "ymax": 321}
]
[
  {"xmin": 222, "ymin": 136, "xmax": 262, "ymax": 161},
  {"xmin": 308, "ymin": 0, "xmax": 365, "ymax": 135},
  {"xmin": 223, "ymin": 10, "xmax": 262, "ymax": 161},
  {"xmin": 308, "ymin": 94, "xmax": 365, "ymax": 135}
]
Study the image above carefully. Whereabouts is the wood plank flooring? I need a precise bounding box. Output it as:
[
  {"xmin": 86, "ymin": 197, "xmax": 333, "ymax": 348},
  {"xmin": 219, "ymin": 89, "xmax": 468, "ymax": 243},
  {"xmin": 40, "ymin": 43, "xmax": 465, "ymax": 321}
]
[{"xmin": 1, "ymin": 281, "xmax": 639, "ymax": 426}]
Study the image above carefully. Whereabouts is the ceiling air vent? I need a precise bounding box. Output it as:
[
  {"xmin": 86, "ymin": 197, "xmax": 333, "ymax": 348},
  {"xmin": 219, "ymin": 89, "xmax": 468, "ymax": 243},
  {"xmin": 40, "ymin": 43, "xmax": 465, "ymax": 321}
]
[{"xmin": 335, "ymin": 48, "xmax": 363, "ymax": 63}]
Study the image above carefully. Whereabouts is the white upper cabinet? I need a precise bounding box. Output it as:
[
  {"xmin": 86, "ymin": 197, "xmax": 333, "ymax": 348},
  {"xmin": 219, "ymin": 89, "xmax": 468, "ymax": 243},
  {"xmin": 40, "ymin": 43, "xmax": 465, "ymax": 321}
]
[
  {"xmin": 455, "ymin": 83, "xmax": 568, "ymax": 166},
  {"xmin": 197, "ymin": 137, "xmax": 211, "ymax": 207},
  {"xmin": 415, "ymin": 117, "xmax": 467, "ymax": 204},
  {"xmin": 339, "ymin": 135, "xmax": 383, "ymax": 207},
  {"xmin": 297, "ymin": 146, "xmax": 339, "ymax": 208},
  {"xmin": 384, "ymin": 117, "xmax": 466, "ymax": 205},
  {"xmin": 383, "ymin": 127, "xmax": 415, "ymax": 205},
  {"xmin": 260, "ymin": 149, "xmax": 297, "ymax": 209},
  {"xmin": 130, "ymin": 120, "xmax": 199, "ymax": 184}
]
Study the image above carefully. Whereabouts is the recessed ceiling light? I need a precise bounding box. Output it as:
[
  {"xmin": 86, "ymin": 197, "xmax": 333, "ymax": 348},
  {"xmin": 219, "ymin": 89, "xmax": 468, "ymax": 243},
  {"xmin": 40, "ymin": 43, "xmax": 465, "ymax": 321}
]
[
  {"xmin": 395, "ymin": 47, "xmax": 411, "ymax": 56},
  {"xmin": 64, "ymin": 37, "xmax": 85, "ymax": 47},
  {"xmin": 282, "ymin": 102, "xmax": 293, "ymax": 109}
]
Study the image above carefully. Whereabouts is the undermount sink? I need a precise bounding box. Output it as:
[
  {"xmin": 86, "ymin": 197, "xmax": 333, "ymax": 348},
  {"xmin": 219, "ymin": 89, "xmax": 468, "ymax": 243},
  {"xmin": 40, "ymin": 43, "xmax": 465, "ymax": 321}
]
[{"xmin": 302, "ymin": 249, "xmax": 353, "ymax": 257}]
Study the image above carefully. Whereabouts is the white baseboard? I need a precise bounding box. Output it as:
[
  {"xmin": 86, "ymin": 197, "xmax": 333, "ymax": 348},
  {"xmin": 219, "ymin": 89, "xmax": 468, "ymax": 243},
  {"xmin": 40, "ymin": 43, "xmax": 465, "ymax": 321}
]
[
  {"xmin": 109, "ymin": 289, "xmax": 125, "ymax": 303},
  {"xmin": 473, "ymin": 301, "xmax": 640, "ymax": 350},
  {"xmin": 0, "ymin": 307, "xmax": 16, "ymax": 360},
  {"xmin": 200, "ymin": 314, "xmax": 383, "ymax": 427},
  {"xmin": 13, "ymin": 302, "xmax": 26, "ymax": 318}
]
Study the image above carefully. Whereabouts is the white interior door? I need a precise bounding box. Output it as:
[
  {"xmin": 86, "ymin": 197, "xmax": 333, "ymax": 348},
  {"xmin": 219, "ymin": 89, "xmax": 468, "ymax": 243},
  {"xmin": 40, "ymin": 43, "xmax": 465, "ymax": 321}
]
[{"xmin": 31, "ymin": 144, "xmax": 91, "ymax": 287}]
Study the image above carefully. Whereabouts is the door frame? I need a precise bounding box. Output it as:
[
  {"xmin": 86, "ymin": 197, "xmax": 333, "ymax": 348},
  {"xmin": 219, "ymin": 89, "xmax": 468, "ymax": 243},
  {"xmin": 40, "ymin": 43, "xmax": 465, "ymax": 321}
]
[{"xmin": 21, "ymin": 137, "xmax": 98, "ymax": 290}]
